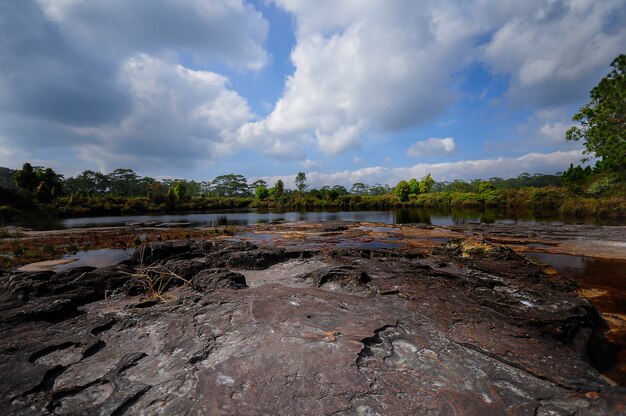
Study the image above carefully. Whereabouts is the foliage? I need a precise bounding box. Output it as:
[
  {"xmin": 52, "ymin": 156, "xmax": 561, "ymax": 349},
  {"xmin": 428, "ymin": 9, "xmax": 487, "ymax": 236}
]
[
  {"xmin": 566, "ymin": 54, "xmax": 626, "ymax": 177},
  {"xmin": 14, "ymin": 163, "xmax": 40, "ymax": 192},
  {"xmin": 395, "ymin": 180, "xmax": 410, "ymax": 202},
  {"xmin": 350, "ymin": 182, "xmax": 369, "ymax": 195},
  {"xmin": 478, "ymin": 181, "xmax": 496, "ymax": 193},
  {"xmin": 209, "ymin": 174, "xmax": 250, "ymax": 197},
  {"xmin": 14, "ymin": 163, "xmax": 64, "ymax": 202},
  {"xmin": 269, "ymin": 179, "xmax": 284, "ymax": 198},
  {"xmin": 586, "ymin": 176, "xmax": 617, "ymax": 197},
  {"xmin": 562, "ymin": 163, "xmax": 593, "ymax": 187},
  {"xmin": 172, "ymin": 182, "xmax": 189, "ymax": 203},
  {"xmin": 295, "ymin": 172, "xmax": 308, "ymax": 192},
  {"xmin": 408, "ymin": 178, "xmax": 420, "ymax": 195},
  {"xmin": 255, "ymin": 185, "xmax": 269, "ymax": 199},
  {"xmin": 419, "ymin": 174, "xmax": 435, "ymax": 193},
  {"xmin": 250, "ymin": 179, "xmax": 267, "ymax": 190},
  {"xmin": 64, "ymin": 170, "xmax": 109, "ymax": 195}
]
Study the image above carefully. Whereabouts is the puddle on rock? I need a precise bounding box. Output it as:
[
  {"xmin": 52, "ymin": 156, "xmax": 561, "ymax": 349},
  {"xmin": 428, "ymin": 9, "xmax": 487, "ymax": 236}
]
[
  {"xmin": 336, "ymin": 240, "xmax": 401, "ymax": 250},
  {"xmin": 527, "ymin": 252, "xmax": 626, "ymax": 386},
  {"xmin": 19, "ymin": 248, "xmax": 132, "ymax": 272}
]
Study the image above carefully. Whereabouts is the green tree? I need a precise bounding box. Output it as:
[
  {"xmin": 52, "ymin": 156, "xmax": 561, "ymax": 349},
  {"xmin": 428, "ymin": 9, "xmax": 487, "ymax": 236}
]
[
  {"xmin": 349, "ymin": 182, "xmax": 369, "ymax": 195},
  {"xmin": 449, "ymin": 179, "xmax": 471, "ymax": 193},
  {"xmin": 269, "ymin": 179, "xmax": 284, "ymax": 199},
  {"xmin": 408, "ymin": 178, "xmax": 420, "ymax": 195},
  {"xmin": 210, "ymin": 174, "xmax": 249, "ymax": 197},
  {"xmin": 419, "ymin": 173, "xmax": 435, "ymax": 193},
  {"xmin": 295, "ymin": 172, "xmax": 308, "ymax": 192},
  {"xmin": 566, "ymin": 54, "xmax": 626, "ymax": 177},
  {"xmin": 14, "ymin": 163, "xmax": 40, "ymax": 192},
  {"xmin": 369, "ymin": 183, "xmax": 390, "ymax": 195},
  {"xmin": 562, "ymin": 163, "xmax": 592, "ymax": 186},
  {"xmin": 255, "ymin": 185, "xmax": 269, "ymax": 199},
  {"xmin": 65, "ymin": 170, "xmax": 109, "ymax": 195},
  {"xmin": 395, "ymin": 180, "xmax": 410, "ymax": 202},
  {"xmin": 478, "ymin": 181, "xmax": 496, "ymax": 193},
  {"xmin": 14, "ymin": 163, "xmax": 64, "ymax": 202},
  {"xmin": 332, "ymin": 185, "xmax": 348, "ymax": 195},
  {"xmin": 250, "ymin": 179, "xmax": 267, "ymax": 190},
  {"xmin": 108, "ymin": 168, "xmax": 140, "ymax": 196},
  {"xmin": 173, "ymin": 182, "xmax": 188, "ymax": 203}
]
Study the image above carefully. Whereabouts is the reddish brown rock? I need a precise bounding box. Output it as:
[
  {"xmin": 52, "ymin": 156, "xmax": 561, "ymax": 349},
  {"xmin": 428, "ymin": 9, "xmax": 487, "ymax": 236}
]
[{"xmin": 1, "ymin": 222, "xmax": 624, "ymax": 415}]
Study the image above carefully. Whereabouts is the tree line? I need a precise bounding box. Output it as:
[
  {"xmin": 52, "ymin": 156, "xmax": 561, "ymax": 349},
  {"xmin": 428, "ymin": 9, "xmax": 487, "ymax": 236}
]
[{"xmin": 0, "ymin": 163, "xmax": 570, "ymax": 203}]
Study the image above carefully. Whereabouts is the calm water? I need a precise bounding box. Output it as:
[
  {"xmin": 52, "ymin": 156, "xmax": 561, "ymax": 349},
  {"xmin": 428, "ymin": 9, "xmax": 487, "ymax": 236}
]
[
  {"xmin": 55, "ymin": 249, "xmax": 131, "ymax": 272},
  {"xmin": 6, "ymin": 207, "xmax": 625, "ymax": 231}
]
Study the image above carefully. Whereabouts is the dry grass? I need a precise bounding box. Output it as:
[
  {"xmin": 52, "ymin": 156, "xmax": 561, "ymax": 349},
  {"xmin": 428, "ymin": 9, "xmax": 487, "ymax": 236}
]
[
  {"xmin": 123, "ymin": 263, "xmax": 191, "ymax": 302},
  {"xmin": 458, "ymin": 237, "xmax": 494, "ymax": 258}
]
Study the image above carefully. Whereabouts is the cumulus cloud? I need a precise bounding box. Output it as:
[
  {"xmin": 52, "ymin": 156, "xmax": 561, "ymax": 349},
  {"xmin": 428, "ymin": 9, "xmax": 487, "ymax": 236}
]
[
  {"xmin": 73, "ymin": 54, "xmax": 254, "ymax": 170},
  {"xmin": 240, "ymin": 0, "xmax": 472, "ymax": 158},
  {"xmin": 239, "ymin": 0, "xmax": 625, "ymax": 160},
  {"xmin": 0, "ymin": 0, "xmax": 267, "ymax": 171},
  {"xmin": 1, "ymin": 0, "xmax": 624, "ymax": 177},
  {"xmin": 406, "ymin": 137, "xmax": 456, "ymax": 158},
  {"xmin": 259, "ymin": 149, "xmax": 585, "ymax": 189},
  {"xmin": 483, "ymin": 0, "xmax": 626, "ymax": 106},
  {"xmin": 35, "ymin": 0, "xmax": 269, "ymax": 70}
]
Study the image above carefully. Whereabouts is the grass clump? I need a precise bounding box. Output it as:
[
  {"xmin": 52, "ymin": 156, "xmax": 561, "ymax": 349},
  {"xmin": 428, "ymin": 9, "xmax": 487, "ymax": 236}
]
[{"xmin": 124, "ymin": 263, "xmax": 191, "ymax": 302}]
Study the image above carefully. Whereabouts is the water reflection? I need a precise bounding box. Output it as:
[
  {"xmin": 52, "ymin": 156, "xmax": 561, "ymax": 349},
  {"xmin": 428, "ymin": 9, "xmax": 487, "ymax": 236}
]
[{"xmin": 6, "ymin": 207, "xmax": 624, "ymax": 231}]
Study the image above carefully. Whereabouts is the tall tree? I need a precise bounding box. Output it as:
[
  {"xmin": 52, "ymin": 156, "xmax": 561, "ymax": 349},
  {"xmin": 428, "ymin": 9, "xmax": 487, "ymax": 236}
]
[
  {"xmin": 295, "ymin": 172, "xmax": 308, "ymax": 192},
  {"xmin": 566, "ymin": 54, "xmax": 626, "ymax": 177},
  {"xmin": 65, "ymin": 170, "xmax": 109, "ymax": 195},
  {"xmin": 210, "ymin": 174, "xmax": 249, "ymax": 197},
  {"xmin": 14, "ymin": 163, "xmax": 64, "ymax": 202},
  {"xmin": 269, "ymin": 179, "xmax": 284, "ymax": 199},
  {"xmin": 108, "ymin": 168, "xmax": 140, "ymax": 196},
  {"xmin": 14, "ymin": 163, "xmax": 40, "ymax": 192},
  {"xmin": 419, "ymin": 174, "xmax": 435, "ymax": 193},
  {"xmin": 349, "ymin": 182, "xmax": 369, "ymax": 195}
]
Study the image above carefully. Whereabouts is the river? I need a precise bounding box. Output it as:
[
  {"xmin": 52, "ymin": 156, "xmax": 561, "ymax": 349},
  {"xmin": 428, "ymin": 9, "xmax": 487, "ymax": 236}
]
[{"xmin": 5, "ymin": 207, "xmax": 625, "ymax": 230}]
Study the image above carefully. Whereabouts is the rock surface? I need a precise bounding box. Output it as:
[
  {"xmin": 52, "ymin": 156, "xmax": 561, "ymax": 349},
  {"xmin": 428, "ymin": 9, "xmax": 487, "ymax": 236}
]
[{"xmin": 1, "ymin": 221, "xmax": 625, "ymax": 415}]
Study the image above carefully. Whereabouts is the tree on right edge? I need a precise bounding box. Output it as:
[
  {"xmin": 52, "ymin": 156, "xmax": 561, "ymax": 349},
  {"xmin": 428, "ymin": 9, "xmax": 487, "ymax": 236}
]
[{"xmin": 566, "ymin": 55, "xmax": 626, "ymax": 178}]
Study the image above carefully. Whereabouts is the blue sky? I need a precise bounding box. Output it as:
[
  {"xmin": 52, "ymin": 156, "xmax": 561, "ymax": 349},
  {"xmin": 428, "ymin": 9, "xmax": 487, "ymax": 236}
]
[{"xmin": 1, "ymin": 0, "xmax": 624, "ymax": 188}]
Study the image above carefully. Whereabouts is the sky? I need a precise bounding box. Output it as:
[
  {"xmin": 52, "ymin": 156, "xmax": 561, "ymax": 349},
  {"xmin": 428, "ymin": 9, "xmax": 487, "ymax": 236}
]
[{"xmin": 1, "ymin": 0, "xmax": 625, "ymax": 189}]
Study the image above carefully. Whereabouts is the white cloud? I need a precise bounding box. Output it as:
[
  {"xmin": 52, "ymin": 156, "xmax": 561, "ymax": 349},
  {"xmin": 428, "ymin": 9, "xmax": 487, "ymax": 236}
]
[
  {"xmin": 301, "ymin": 159, "xmax": 320, "ymax": 169},
  {"xmin": 243, "ymin": 0, "xmax": 625, "ymax": 160},
  {"xmin": 241, "ymin": 0, "xmax": 475, "ymax": 158},
  {"xmin": 406, "ymin": 137, "xmax": 456, "ymax": 158},
  {"xmin": 483, "ymin": 0, "xmax": 626, "ymax": 105},
  {"xmin": 260, "ymin": 149, "xmax": 585, "ymax": 188},
  {"xmin": 35, "ymin": 0, "xmax": 269, "ymax": 70},
  {"xmin": 73, "ymin": 54, "xmax": 254, "ymax": 170},
  {"xmin": 539, "ymin": 121, "xmax": 569, "ymax": 142}
]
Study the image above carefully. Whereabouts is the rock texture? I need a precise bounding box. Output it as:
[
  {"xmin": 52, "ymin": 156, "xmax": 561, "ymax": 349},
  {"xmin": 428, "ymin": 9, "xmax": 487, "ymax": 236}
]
[{"xmin": 1, "ymin": 222, "xmax": 625, "ymax": 415}]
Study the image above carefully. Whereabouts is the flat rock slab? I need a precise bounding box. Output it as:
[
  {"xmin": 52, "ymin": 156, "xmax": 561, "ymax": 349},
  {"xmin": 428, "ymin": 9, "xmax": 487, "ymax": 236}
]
[{"xmin": 1, "ymin": 221, "xmax": 625, "ymax": 415}]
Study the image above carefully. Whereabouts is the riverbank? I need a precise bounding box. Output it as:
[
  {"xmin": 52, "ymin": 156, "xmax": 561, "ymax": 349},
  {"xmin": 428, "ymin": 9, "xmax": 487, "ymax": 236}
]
[
  {"xmin": 1, "ymin": 221, "xmax": 625, "ymax": 414},
  {"xmin": 3, "ymin": 188, "xmax": 626, "ymax": 222}
]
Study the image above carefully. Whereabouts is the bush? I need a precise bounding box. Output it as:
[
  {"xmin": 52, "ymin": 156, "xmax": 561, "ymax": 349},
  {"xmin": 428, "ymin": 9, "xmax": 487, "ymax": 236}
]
[{"xmin": 586, "ymin": 176, "xmax": 616, "ymax": 196}]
